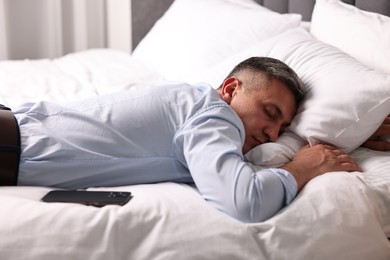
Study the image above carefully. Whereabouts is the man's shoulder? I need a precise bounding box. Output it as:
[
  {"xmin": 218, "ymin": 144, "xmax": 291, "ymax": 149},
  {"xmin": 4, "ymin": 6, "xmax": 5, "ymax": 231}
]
[
  {"xmin": 153, "ymin": 81, "xmax": 221, "ymax": 104},
  {"xmin": 154, "ymin": 81, "xmax": 215, "ymax": 92}
]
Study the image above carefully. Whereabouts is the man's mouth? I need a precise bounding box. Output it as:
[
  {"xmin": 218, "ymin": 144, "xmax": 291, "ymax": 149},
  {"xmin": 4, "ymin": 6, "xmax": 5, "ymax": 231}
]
[{"xmin": 253, "ymin": 136, "xmax": 264, "ymax": 146}]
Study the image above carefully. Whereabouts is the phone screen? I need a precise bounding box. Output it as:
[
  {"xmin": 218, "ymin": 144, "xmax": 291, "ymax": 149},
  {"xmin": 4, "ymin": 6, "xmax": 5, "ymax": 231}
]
[{"xmin": 41, "ymin": 190, "xmax": 132, "ymax": 207}]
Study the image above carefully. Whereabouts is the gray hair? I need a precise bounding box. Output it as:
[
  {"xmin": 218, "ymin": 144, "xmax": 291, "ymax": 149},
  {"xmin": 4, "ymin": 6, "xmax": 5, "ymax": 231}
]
[{"xmin": 220, "ymin": 57, "xmax": 305, "ymax": 106}]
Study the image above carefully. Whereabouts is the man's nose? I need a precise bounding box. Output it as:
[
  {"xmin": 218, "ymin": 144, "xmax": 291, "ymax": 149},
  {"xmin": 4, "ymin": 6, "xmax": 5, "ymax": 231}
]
[{"xmin": 264, "ymin": 124, "xmax": 281, "ymax": 142}]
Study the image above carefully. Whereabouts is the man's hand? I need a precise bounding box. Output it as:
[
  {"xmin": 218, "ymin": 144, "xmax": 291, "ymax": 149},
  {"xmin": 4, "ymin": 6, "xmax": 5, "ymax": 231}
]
[
  {"xmin": 361, "ymin": 114, "xmax": 390, "ymax": 151},
  {"xmin": 281, "ymin": 144, "xmax": 362, "ymax": 192}
]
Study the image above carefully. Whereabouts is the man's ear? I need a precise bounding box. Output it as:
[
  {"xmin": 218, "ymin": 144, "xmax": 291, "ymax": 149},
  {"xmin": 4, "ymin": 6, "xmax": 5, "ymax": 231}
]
[{"xmin": 220, "ymin": 77, "xmax": 240, "ymax": 104}]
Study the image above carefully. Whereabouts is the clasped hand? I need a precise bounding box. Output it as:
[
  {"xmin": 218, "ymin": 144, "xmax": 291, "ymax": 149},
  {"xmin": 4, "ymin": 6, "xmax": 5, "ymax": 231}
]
[
  {"xmin": 281, "ymin": 114, "xmax": 389, "ymax": 192},
  {"xmin": 361, "ymin": 114, "xmax": 390, "ymax": 151},
  {"xmin": 282, "ymin": 144, "xmax": 361, "ymax": 192}
]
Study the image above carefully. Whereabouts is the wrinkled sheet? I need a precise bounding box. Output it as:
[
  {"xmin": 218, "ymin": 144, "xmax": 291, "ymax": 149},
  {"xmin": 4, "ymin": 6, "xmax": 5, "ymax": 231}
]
[
  {"xmin": 0, "ymin": 49, "xmax": 389, "ymax": 260},
  {"xmin": 0, "ymin": 148, "xmax": 389, "ymax": 260},
  {"xmin": 0, "ymin": 49, "xmax": 163, "ymax": 109}
]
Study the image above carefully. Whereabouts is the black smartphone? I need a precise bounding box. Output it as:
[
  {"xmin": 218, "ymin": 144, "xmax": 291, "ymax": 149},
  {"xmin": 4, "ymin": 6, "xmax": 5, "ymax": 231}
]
[{"xmin": 41, "ymin": 190, "xmax": 132, "ymax": 207}]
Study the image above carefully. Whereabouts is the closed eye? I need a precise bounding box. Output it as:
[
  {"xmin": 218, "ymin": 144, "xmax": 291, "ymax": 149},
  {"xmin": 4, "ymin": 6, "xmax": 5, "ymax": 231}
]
[
  {"xmin": 264, "ymin": 105, "xmax": 279, "ymax": 120},
  {"xmin": 265, "ymin": 104, "xmax": 291, "ymax": 136}
]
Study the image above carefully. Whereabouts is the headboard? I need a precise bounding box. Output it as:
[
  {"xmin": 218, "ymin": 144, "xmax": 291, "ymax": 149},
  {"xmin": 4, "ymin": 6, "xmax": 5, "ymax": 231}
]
[
  {"xmin": 252, "ymin": 0, "xmax": 390, "ymax": 20},
  {"xmin": 131, "ymin": 0, "xmax": 390, "ymax": 49}
]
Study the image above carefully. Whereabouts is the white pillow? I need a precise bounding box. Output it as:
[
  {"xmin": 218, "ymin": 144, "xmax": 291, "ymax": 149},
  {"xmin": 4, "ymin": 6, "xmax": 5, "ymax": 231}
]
[
  {"xmin": 132, "ymin": 0, "xmax": 301, "ymax": 82},
  {"xmin": 245, "ymin": 131, "xmax": 306, "ymax": 167},
  {"xmin": 200, "ymin": 27, "xmax": 390, "ymax": 155},
  {"xmin": 310, "ymin": 0, "xmax": 390, "ymax": 74}
]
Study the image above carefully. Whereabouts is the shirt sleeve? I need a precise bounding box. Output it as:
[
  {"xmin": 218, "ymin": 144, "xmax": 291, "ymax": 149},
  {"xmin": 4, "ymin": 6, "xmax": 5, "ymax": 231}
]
[{"xmin": 174, "ymin": 106, "xmax": 298, "ymax": 223}]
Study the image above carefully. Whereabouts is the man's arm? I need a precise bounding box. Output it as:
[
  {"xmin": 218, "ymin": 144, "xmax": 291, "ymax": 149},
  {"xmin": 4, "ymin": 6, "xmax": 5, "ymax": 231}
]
[
  {"xmin": 177, "ymin": 108, "xmax": 298, "ymax": 222},
  {"xmin": 178, "ymin": 108, "xmax": 361, "ymax": 222},
  {"xmin": 361, "ymin": 114, "xmax": 390, "ymax": 151}
]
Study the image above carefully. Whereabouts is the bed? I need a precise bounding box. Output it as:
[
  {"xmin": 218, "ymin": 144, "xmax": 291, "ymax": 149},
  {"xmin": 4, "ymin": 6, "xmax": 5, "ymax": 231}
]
[{"xmin": 1, "ymin": 0, "xmax": 390, "ymax": 259}]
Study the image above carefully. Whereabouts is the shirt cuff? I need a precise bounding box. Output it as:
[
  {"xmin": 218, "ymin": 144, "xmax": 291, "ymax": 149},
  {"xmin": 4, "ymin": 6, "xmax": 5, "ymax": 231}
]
[{"xmin": 269, "ymin": 168, "xmax": 298, "ymax": 205}]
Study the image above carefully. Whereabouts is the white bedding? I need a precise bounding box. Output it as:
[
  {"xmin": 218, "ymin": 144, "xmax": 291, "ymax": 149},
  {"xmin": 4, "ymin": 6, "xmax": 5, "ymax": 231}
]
[
  {"xmin": 0, "ymin": 49, "xmax": 163, "ymax": 110},
  {"xmin": 0, "ymin": 48, "xmax": 389, "ymax": 260},
  {"xmin": 0, "ymin": 148, "xmax": 389, "ymax": 260},
  {"xmin": 1, "ymin": 0, "xmax": 390, "ymax": 258}
]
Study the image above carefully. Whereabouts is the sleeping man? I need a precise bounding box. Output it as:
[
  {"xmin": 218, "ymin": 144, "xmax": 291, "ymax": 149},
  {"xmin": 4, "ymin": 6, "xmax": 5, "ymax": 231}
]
[{"xmin": 1, "ymin": 57, "xmax": 388, "ymax": 222}]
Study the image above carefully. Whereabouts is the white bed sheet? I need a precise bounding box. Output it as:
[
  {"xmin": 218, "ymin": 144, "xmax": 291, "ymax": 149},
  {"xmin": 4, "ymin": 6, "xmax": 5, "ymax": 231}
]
[
  {"xmin": 0, "ymin": 49, "xmax": 163, "ymax": 110},
  {"xmin": 0, "ymin": 148, "xmax": 389, "ymax": 260},
  {"xmin": 0, "ymin": 49, "xmax": 389, "ymax": 260}
]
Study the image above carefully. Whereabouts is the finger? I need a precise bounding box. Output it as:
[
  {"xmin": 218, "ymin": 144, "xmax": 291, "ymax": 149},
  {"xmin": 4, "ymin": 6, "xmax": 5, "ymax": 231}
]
[
  {"xmin": 384, "ymin": 115, "xmax": 390, "ymax": 124},
  {"xmin": 369, "ymin": 117, "xmax": 390, "ymax": 137},
  {"xmin": 335, "ymin": 153, "xmax": 360, "ymax": 167},
  {"xmin": 338, "ymin": 154, "xmax": 362, "ymax": 170},
  {"xmin": 323, "ymin": 145, "xmax": 347, "ymax": 157},
  {"xmin": 339, "ymin": 162, "xmax": 362, "ymax": 172},
  {"xmin": 331, "ymin": 149, "xmax": 345, "ymax": 156},
  {"xmin": 337, "ymin": 154, "xmax": 353, "ymax": 161},
  {"xmin": 324, "ymin": 149, "xmax": 344, "ymax": 159},
  {"xmin": 361, "ymin": 140, "xmax": 390, "ymax": 151},
  {"xmin": 376, "ymin": 124, "xmax": 390, "ymax": 136},
  {"xmin": 322, "ymin": 144, "xmax": 337, "ymax": 150}
]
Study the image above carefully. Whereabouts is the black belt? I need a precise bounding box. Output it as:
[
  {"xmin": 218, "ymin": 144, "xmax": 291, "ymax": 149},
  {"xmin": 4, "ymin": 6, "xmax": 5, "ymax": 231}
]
[{"xmin": 0, "ymin": 105, "xmax": 20, "ymax": 186}]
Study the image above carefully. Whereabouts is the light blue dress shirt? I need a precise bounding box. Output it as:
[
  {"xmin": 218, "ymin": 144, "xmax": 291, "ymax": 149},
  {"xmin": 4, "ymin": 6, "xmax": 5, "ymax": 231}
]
[{"xmin": 14, "ymin": 82, "xmax": 297, "ymax": 222}]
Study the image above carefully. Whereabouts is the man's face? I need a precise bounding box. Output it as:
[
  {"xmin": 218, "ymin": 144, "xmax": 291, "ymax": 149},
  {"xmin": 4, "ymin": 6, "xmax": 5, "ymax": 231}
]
[{"xmin": 220, "ymin": 75, "xmax": 297, "ymax": 154}]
